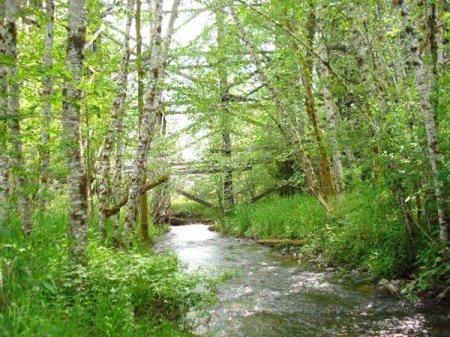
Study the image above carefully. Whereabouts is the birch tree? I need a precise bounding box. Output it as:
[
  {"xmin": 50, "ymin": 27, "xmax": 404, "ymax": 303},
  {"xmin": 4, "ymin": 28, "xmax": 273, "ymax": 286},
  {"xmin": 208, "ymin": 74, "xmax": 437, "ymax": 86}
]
[
  {"xmin": 216, "ymin": 10, "xmax": 234, "ymax": 212},
  {"xmin": 400, "ymin": 0, "xmax": 449, "ymax": 247},
  {"xmin": 0, "ymin": 1, "xmax": 9, "ymax": 223},
  {"xmin": 5, "ymin": 0, "xmax": 32, "ymax": 234},
  {"xmin": 123, "ymin": 0, "xmax": 181, "ymax": 240},
  {"xmin": 317, "ymin": 32, "xmax": 344, "ymax": 193},
  {"xmin": 38, "ymin": 0, "xmax": 54, "ymax": 214},
  {"xmin": 62, "ymin": 0, "xmax": 88, "ymax": 260},
  {"xmin": 0, "ymin": 0, "xmax": 8, "ymax": 222},
  {"xmin": 98, "ymin": 0, "xmax": 134, "ymax": 239}
]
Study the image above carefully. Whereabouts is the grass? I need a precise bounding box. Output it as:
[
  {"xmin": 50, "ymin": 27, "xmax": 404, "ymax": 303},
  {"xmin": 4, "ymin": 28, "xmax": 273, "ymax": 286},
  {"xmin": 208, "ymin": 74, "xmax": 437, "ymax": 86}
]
[
  {"xmin": 221, "ymin": 194, "xmax": 327, "ymax": 239},
  {"xmin": 0, "ymin": 212, "xmax": 219, "ymax": 337},
  {"xmin": 221, "ymin": 187, "xmax": 417, "ymax": 280}
]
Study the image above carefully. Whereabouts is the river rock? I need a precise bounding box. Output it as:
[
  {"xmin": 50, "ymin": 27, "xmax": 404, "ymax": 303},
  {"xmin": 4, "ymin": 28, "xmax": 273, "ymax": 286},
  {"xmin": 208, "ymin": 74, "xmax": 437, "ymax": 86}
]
[
  {"xmin": 348, "ymin": 270, "xmax": 361, "ymax": 279},
  {"xmin": 375, "ymin": 279, "xmax": 402, "ymax": 299}
]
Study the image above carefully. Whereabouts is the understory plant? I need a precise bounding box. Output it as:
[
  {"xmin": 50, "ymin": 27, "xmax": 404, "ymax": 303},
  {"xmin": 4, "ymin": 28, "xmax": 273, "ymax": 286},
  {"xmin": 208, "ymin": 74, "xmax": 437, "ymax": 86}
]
[
  {"xmin": 0, "ymin": 213, "xmax": 218, "ymax": 337},
  {"xmin": 221, "ymin": 188, "xmax": 417, "ymax": 280}
]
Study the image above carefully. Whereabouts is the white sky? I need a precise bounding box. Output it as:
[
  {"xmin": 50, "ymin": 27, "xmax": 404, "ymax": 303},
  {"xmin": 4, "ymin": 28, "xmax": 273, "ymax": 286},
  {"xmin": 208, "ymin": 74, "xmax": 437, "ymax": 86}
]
[
  {"xmin": 163, "ymin": 0, "xmax": 210, "ymax": 161},
  {"xmin": 106, "ymin": 0, "xmax": 211, "ymax": 161}
]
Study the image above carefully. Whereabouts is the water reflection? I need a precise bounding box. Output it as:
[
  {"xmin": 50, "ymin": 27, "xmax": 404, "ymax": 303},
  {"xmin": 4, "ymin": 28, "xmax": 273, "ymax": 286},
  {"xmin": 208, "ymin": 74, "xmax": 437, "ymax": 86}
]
[{"xmin": 157, "ymin": 224, "xmax": 450, "ymax": 337}]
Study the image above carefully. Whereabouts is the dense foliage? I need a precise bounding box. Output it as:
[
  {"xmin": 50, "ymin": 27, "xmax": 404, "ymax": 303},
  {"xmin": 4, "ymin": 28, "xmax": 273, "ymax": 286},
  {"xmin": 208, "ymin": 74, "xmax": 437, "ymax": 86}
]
[
  {"xmin": 0, "ymin": 215, "xmax": 218, "ymax": 336},
  {"xmin": 0, "ymin": 0, "xmax": 449, "ymax": 334}
]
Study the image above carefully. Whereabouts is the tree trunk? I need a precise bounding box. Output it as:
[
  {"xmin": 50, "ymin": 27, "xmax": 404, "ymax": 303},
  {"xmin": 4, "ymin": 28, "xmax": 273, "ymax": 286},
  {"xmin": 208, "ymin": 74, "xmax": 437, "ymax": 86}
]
[
  {"xmin": 5, "ymin": 0, "xmax": 32, "ymax": 234},
  {"xmin": 123, "ymin": 0, "xmax": 164, "ymax": 237},
  {"xmin": 134, "ymin": 0, "xmax": 150, "ymax": 242},
  {"xmin": 318, "ymin": 33, "xmax": 344, "ymax": 193},
  {"xmin": 152, "ymin": 115, "xmax": 172, "ymax": 226},
  {"xmin": 123, "ymin": 0, "xmax": 180, "ymax": 241},
  {"xmin": 98, "ymin": 0, "xmax": 134, "ymax": 239},
  {"xmin": 112, "ymin": 116, "xmax": 124, "ymax": 247},
  {"xmin": 150, "ymin": 0, "xmax": 181, "ymax": 226},
  {"xmin": 176, "ymin": 189, "xmax": 223, "ymax": 214},
  {"xmin": 62, "ymin": 0, "xmax": 88, "ymax": 261},
  {"xmin": 38, "ymin": 0, "xmax": 54, "ymax": 215},
  {"xmin": 0, "ymin": 2, "xmax": 9, "ymax": 223},
  {"xmin": 349, "ymin": 2, "xmax": 387, "ymax": 178},
  {"xmin": 297, "ymin": 6, "xmax": 336, "ymax": 197},
  {"xmin": 400, "ymin": 0, "xmax": 449, "ymax": 247},
  {"xmin": 217, "ymin": 10, "xmax": 234, "ymax": 213}
]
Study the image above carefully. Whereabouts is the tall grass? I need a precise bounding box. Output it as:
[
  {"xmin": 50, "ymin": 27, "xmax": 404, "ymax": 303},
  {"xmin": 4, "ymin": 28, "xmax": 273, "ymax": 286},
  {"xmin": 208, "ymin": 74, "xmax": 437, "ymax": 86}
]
[
  {"xmin": 221, "ymin": 195, "xmax": 327, "ymax": 239},
  {"xmin": 221, "ymin": 188, "xmax": 416, "ymax": 280},
  {"xmin": 0, "ymin": 213, "xmax": 218, "ymax": 337}
]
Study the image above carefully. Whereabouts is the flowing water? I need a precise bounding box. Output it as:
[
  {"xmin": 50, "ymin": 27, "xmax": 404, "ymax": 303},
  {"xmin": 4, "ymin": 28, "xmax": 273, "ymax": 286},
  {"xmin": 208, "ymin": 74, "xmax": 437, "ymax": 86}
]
[{"xmin": 156, "ymin": 224, "xmax": 450, "ymax": 337}]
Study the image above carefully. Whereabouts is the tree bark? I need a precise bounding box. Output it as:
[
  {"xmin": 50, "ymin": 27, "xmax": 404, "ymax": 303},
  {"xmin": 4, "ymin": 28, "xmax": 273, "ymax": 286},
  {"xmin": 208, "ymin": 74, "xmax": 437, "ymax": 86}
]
[
  {"xmin": 62, "ymin": 0, "xmax": 88, "ymax": 261},
  {"xmin": 216, "ymin": 10, "xmax": 234, "ymax": 213},
  {"xmin": 38, "ymin": 0, "xmax": 54, "ymax": 215},
  {"xmin": 0, "ymin": 2, "xmax": 9, "ymax": 223},
  {"xmin": 134, "ymin": 0, "xmax": 150, "ymax": 242},
  {"xmin": 317, "ymin": 33, "xmax": 344, "ymax": 193},
  {"xmin": 98, "ymin": 0, "xmax": 134, "ymax": 239},
  {"xmin": 349, "ymin": 2, "xmax": 387, "ymax": 178},
  {"xmin": 152, "ymin": 115, "xmax": 172, "ymax": 226},
  {"xmin": 400, "ymin": 0, "xmax": 449, "ymax": 247},
  {"xmin": 105, "ymin": 174, "xmax": 169, "ymax": 217},
  {"xmin": 5, "ymin": 0, "xmax": 32, "ymax": 234},
  {"xmin": 123, "ymin": 0, "xmax": 164, "ymax": 236},
  {"xmin": 149, "ymin": 0, "xmax": 181, "ymax": 226},
  {"xmin": 123, "ymin": 0, "xmax": 180, "ymax": 240}
]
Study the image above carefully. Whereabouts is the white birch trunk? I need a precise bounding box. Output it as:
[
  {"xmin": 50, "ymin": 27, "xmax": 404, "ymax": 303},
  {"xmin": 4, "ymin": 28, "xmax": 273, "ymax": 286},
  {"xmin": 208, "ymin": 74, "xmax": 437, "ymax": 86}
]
[
  {"xmin": 5, "ymin": 0, "xmax": 32, "ymax": 234},
  {"xmin": 98, "ymin": 0, "xmax": 134, "ymax": 238},
  {"xmin": 38, "ymin": 0, "xmax": 54, "ymax": 214},
  {"xmin": 62, "ymin": 0, "xmax": 88, "ymax": 260},
  {"xmin": 0, "ymin": 2, "xmax": 9, "ymax": 222},
  {"xmin": 400, "ymin": 1, "xmax": 449, "ymax": 247},
  {"xmin": 123, "ymin": 0, "xmax": 181, "ymax": 237},
  {"xmin": 318, "ymin": 35, "xmax": 344, "ymax": 193}
]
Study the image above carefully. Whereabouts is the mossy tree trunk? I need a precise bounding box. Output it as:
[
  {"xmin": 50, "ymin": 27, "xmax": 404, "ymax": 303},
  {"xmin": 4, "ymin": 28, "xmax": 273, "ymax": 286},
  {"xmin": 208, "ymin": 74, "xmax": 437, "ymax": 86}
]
[
  {"xmin": 98, "ymin": 0, "xmax": 134, "ymax": 240},
  {"xmin": 38, "ymin": 0, "xmax": 54, "ymax": 215},
  {"xmin": 5, "ymin": 0, "xmax": 32, "ymax": 234},
  {"xmin": 62, "ymin": 0, "xmax": 88, "ymax": 261},
  {"xmin": 400, "ymin": 0, "xmax": 449, "ymax": 247}
]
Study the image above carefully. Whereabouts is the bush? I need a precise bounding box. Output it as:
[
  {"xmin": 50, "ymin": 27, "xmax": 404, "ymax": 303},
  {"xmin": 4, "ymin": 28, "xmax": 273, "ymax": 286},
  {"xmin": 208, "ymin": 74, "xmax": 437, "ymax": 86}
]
[
  {"xmin": 402, "ymin": 243, "xmax": 450, "ymax": 301},
  {"xmin": 306, "ymin": 186, "xmax": 414, "ymax": 279},
  {"xmin": 0, "ymin": 213, "xmax": 218, "ymax": 337},
  {"xmin": 221, "ymin": 188, "xmax": 416, "ymax": 280},
  {"xmin": 221, "ymin": 195, "xmax": 327, "ymax": 239}
]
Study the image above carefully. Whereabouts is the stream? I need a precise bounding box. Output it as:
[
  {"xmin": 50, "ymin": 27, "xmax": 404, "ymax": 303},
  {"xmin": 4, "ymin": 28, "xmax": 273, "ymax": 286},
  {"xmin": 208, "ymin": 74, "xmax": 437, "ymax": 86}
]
[{"xmin": 156, "ymin": 224, "xmax": 450, "ymax": 337}]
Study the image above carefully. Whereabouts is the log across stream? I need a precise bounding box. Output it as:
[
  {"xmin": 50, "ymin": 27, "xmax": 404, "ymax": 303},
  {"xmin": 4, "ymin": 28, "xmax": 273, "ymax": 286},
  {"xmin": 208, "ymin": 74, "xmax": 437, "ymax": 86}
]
[{"xmin": 156, "ymin": 224, "xmax": 450, "ymax": 337}]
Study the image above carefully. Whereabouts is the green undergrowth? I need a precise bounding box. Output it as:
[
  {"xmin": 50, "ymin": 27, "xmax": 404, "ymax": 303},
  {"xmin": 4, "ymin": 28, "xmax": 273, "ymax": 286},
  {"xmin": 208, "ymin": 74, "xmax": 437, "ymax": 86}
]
[
  {"xmin": 221, "ymin": 194, "xmax": 327, "ymax": 239},
  {"xmin": 0, "ymin": 213, "xmax": 219, "ymax": 337},
  {"xmin": 221, "ymin": 187, "xmax": 426, "ymax": 281}
]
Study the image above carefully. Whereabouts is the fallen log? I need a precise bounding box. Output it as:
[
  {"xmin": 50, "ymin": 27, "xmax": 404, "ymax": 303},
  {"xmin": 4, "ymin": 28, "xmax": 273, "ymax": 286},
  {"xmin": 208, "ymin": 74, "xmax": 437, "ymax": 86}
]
[
  {"xmin": 175, "ymin": 189, "xmax": 223, "ymax": 214},
  {"xmin": 105, "ymin": 174, "xmax": 169, "ymax": 217},
  {"xmin": 256, "ymin": 239, "xmax": 306, "ymax": 247},
  {"xmin": 248, "ymin": 184, "xmax": 293, "ymax": 204},
  {"xmin": 169, "ymin": 217, "xmax": 213, "ymax": 226}
]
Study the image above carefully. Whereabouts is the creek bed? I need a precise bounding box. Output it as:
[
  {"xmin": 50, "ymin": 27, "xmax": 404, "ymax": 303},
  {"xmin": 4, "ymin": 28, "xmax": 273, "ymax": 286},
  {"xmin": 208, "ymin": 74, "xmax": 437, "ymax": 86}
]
[{"xmin": 156, "ymin": 224, "xmax": 450, "ymax": 337}]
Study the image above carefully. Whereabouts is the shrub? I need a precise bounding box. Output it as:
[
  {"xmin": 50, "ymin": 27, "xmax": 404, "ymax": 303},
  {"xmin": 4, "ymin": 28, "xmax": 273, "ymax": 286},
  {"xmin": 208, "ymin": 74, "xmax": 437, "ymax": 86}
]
[
  {"xmin": 221, "ymin": 195, "xmax": 327, "ymax": 239},
  {"xmin": 0, "ymin": 213, "xmax": 218, "ymax": 337}
]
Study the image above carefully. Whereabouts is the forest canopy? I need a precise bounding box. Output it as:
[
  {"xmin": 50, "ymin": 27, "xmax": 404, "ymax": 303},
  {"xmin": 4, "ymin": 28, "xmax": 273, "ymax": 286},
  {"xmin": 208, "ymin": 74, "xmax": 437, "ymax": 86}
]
[{"xmin": 0, "ymin": 0, "xmax": 449, "ymax": 334}]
